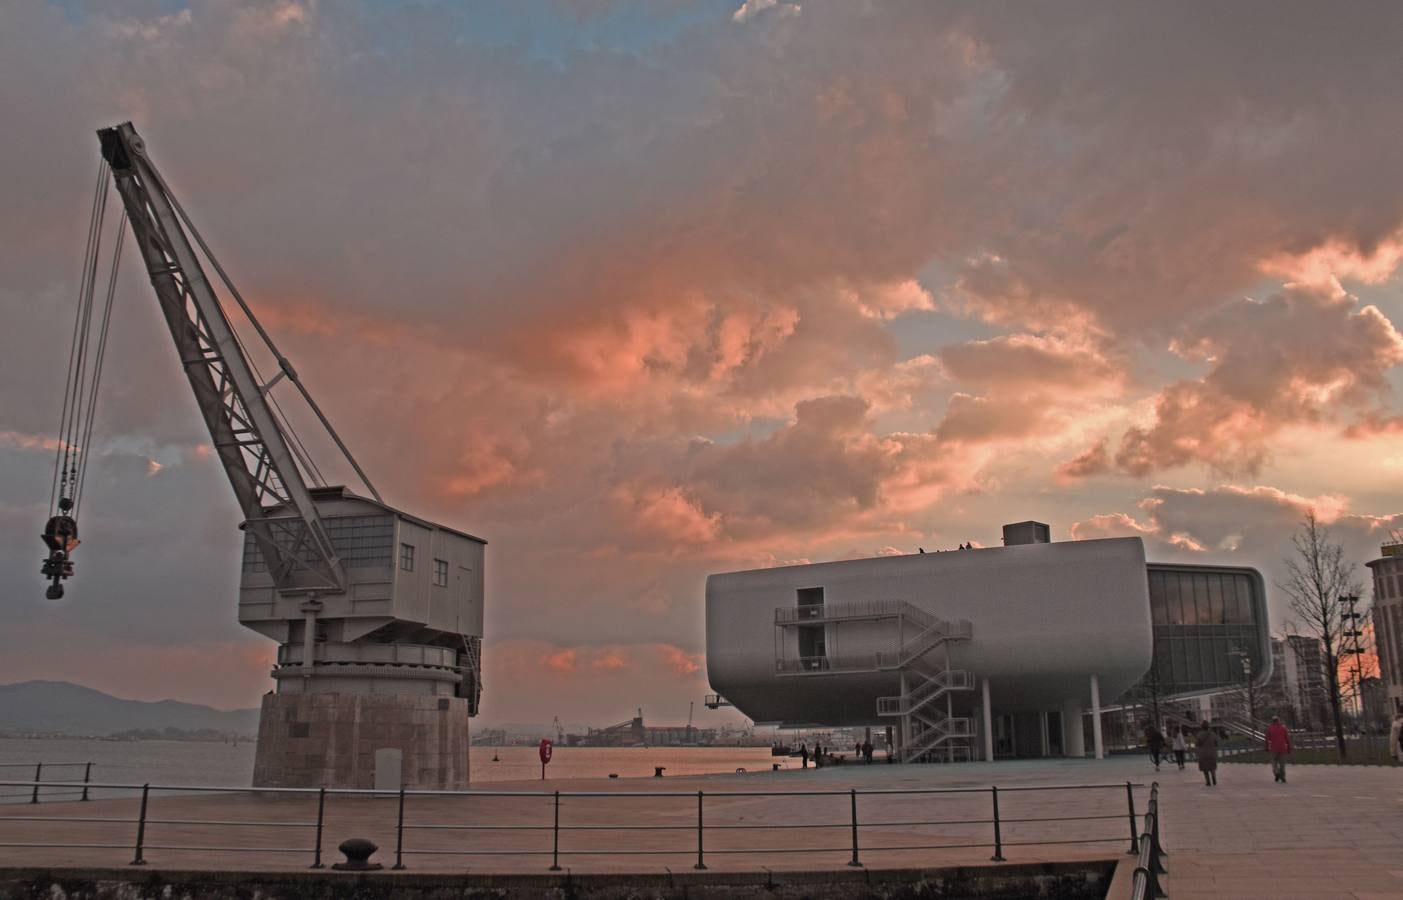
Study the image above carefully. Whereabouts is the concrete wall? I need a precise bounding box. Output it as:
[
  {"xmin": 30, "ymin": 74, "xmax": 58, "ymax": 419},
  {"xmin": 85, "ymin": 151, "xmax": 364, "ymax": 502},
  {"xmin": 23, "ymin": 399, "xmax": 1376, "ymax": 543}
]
[{"xmin": 252, "ymin": 692, "xmax": 470, "ymax": 789}]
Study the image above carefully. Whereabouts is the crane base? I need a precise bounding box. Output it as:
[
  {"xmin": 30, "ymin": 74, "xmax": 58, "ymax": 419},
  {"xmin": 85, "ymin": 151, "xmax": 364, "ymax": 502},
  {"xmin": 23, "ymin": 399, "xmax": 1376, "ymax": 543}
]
[{"xmin": 251, "ymin": 691, "xmax": 470, "ymax": 790}]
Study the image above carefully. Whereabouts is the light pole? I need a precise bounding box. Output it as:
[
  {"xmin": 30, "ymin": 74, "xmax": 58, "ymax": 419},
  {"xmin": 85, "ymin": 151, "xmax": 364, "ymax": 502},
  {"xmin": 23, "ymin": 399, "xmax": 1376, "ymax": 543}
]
[
  {"xmin": 1229, "ymin": 647, "xmax": 1256, "ymax": 725},
  {"xmin": 1339, "ymin": 595, "xmax": 1367, "ymax": 745}
]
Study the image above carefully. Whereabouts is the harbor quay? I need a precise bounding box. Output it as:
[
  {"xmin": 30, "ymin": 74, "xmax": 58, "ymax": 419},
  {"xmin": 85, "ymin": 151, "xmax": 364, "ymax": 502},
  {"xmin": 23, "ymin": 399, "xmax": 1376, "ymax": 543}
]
[{"xmin": 4, "ymin": 754, "xmax": 1402, "ymax": 898}]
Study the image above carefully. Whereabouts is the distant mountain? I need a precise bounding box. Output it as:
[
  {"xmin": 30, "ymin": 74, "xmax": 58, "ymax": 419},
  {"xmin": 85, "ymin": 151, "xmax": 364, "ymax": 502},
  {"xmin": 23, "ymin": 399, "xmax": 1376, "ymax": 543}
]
[{"xmin": 0, "ymin": 681, "xmax": 259, "ymax": 737}]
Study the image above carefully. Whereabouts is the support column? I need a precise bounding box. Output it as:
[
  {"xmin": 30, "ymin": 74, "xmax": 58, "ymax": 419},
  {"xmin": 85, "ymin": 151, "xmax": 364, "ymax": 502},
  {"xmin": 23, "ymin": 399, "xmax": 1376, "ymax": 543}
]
[
  {"xmin": 1062, "ymin": 697, "xmax": 1085, "ymax": 758},
  {"xmin": 1039, "ymin": 711, "xmax": 1051, "ymax": 758},
  {"xmin": 1090, "ymin": 673, "xmax": 1104, "ymax": 761},
  {"xmin": 981, "ymin": 678, "xmax": 994, "ymax": 762},
  {"xmin": 898, "ymin": 672, "xmax": 911, "ymax": 762},
  {"xmin": 300, "ymin": 600, "xmax": 322, "ymax": 677}
]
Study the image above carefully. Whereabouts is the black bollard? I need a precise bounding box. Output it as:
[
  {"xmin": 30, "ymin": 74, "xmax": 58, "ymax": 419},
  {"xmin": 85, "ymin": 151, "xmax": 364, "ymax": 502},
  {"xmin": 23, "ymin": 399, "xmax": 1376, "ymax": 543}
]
[{"xmin": 332, "ymin": 837, "xmax": 383, "ymax": 871}]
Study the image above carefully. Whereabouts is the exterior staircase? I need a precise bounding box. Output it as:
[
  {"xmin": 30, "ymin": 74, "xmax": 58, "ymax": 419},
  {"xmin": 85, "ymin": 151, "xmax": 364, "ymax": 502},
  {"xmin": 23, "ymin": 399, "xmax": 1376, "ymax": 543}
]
[{"xmin": 770, "ymin": 597, "xmax": 976, "ymax": 763}]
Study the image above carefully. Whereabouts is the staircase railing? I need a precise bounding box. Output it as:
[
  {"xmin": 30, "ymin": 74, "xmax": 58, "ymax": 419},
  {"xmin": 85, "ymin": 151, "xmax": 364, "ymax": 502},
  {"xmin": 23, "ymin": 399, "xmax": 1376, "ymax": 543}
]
[
  {"xmin": 874, "ymin": 618, "xmax": 972, "ymax": 669},
  {"xmin": 877, "ymin": 668, "xmax": 974, "ymax": 717},
  {"xmin": 904, "ymin": 716, "xmax": 974, "ymax": 761}
]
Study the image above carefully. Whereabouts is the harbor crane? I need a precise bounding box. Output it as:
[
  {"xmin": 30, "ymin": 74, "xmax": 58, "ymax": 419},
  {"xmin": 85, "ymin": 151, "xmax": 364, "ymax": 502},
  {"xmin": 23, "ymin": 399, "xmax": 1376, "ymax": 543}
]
[{"xmin": 41, "ymin": 123, "xmax": 487, "ymax": 789}]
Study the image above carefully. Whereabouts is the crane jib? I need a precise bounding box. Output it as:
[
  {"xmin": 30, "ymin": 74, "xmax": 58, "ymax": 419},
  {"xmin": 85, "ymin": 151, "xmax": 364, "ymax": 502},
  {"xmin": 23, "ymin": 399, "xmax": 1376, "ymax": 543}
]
[{"xmin": 38, "ymin": 122, "xmax": 393, "ymax": 599}]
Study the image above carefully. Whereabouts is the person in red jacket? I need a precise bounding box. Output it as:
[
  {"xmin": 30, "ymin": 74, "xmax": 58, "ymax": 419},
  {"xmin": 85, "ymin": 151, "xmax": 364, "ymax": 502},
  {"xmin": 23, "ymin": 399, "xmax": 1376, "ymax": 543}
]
[{"xmin": 1265, "ymin": 716, "xmax": 1292, "ymax": 783}]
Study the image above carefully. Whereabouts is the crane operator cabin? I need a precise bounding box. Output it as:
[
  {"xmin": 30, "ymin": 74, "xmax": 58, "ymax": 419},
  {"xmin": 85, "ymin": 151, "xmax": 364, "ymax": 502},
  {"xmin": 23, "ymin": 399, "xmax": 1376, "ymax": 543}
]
[{"xmin": 81, "ymin": 123, "xmax": 485, "ymax": 790}]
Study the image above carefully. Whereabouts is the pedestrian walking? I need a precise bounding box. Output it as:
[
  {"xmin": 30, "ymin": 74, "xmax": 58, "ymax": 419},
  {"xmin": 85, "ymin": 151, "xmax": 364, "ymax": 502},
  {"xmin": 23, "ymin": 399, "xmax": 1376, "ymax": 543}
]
[
  {"xmin": 1264, "ymin": 716, "xmax": 1292, "ymax": 782},
  {"xmin": 1171, "ymin": 726, "xmax": 1188, "ymax": 770},
  {"xmin": 814, "ymin": 743, "xmax": 824, "ymax": 768},
  {"xmin": 1194, "ymin": 721, "xmax": 1218, "ymax": 786},
  {"xmin": 862, "ymin": 739, "xmax": 873, "ymax": 763},
  {"xmin": 800, "ymin": 743, "xmax": 809, "ymax": 769},
  {"xmin": 1144, "ymin": 723, "xmax": 1165, "ymax": 771},
  {"xmin": 1390, "ymin": 713, "xmax": 1402, "ymax": 763}
]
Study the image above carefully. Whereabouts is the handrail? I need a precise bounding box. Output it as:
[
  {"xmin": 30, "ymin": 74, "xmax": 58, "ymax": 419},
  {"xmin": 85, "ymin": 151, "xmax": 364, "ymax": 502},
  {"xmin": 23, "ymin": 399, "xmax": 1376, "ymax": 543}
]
[
  {"xmin": 0, "ymin": 762, "xmax": 94, "ymax": 804},
  {"xmin": 773, "ymin": 598, "xmax": 934, "ymax": 625},
  {"xmin": 0, "ymin": 778, "xmax": 1149, "ymax": 872},
  {"xmin": 1128, "ymin": 781, "xmax": 1167, "ymax": 899}
]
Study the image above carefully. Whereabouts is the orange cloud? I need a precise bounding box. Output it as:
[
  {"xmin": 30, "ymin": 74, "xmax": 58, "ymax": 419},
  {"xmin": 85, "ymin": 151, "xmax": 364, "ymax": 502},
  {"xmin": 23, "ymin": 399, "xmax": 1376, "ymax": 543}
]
[
  {"xmin": 657, "ymin": 644, "xmax": 702, "ymax": 677},
  {"xmin": 542, "ymin": 649, "xmax": 578, "ymax": 673}
]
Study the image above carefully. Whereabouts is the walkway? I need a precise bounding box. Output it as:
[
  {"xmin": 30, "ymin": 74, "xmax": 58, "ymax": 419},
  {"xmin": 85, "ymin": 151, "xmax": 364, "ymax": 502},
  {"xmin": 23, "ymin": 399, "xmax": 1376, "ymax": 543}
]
[{"xmin": 2, "ymin": 753, "xmax": 1401, "ymax": 896}]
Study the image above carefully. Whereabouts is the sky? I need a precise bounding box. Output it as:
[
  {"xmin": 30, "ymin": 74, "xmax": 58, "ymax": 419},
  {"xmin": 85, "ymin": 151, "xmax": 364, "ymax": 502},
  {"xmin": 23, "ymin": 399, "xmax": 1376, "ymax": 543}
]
[{"xmin": 2, "ymin": 1, "xmax": 1402, "ymax": 726}]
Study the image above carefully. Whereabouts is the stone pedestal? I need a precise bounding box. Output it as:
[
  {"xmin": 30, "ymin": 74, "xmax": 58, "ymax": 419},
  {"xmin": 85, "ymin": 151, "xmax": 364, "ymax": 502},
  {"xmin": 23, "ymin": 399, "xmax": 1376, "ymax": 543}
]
[{"xmin": 252, "ymin": 692, "xmax": 470, "ymax": 789}]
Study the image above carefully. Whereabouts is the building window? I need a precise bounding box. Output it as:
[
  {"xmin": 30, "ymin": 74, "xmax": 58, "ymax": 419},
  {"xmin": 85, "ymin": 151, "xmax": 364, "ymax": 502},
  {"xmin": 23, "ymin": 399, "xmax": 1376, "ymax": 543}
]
[
  {"xmin": 433, "ymin": 559, "xmax": 448, "ymax": 587},
  {"xmin": 400, "ymin": 542, "xmax": 415, "ymax": 572}
]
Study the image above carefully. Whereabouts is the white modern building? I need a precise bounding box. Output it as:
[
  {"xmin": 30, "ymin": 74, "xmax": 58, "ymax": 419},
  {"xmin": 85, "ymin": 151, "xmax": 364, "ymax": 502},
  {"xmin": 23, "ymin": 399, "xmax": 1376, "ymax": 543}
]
[{"xmin": 704, "ymin": 523, "xmax": 1271, "ymax": 762}]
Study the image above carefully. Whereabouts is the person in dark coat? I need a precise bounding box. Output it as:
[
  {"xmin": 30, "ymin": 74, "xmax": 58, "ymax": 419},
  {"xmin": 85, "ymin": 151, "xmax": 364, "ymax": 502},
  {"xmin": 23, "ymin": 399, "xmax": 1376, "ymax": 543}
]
[
  {"xmin": 799, "ymin": 743, "xmax": 809, "ymax": 769},
  {"xmin": 1144, "ymin": 724, "xmax": 1166, "ymax": 772},
  {"xmin": 862, "ymin": 739, "xmax": 873, "ymax": 763},
  {"xmin": 1194, "ymin": 721, "xmax": 1218, "ymax": 786}
]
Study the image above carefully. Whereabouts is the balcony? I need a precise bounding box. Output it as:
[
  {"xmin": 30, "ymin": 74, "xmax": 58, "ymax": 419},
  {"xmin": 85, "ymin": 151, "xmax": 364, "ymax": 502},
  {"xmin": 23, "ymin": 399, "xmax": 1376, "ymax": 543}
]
[{"xmin": 774, "ymin": 599, "xmax": 928, "ymax": 626}]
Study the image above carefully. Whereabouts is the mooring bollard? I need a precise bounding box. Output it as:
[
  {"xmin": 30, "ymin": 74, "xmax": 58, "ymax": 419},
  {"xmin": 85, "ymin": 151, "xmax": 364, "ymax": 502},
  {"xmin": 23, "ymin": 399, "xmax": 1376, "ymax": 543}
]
[{"xmin": 332, "ymin": 837, "xmax": 383, "ymax": 871}]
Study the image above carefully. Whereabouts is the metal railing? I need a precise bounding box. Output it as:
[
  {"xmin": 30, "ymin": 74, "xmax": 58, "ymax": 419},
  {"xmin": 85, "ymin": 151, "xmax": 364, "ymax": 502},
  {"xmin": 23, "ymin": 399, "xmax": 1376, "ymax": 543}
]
[
  {"xmin": 0, "ymin": 762, "xmax": 93, "ymax": 803},
  {"xmin": 773, "ymin": 599, "xmax": 930, "ymax": 625},
  {"xmin": 0, "ymin": 778, "xmax": 1148, "ymax": 871},
  {"xmin": 1128, "ymin": 781, "xmax": 1167, "ymax": 899}
]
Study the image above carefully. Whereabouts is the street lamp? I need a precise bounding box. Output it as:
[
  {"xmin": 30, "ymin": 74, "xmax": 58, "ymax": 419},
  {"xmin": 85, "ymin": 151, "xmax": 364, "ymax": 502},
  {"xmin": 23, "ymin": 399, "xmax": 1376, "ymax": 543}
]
[{"xmin": 1229, "ymin": 646, "xmax": 1256, "ymax": 725}]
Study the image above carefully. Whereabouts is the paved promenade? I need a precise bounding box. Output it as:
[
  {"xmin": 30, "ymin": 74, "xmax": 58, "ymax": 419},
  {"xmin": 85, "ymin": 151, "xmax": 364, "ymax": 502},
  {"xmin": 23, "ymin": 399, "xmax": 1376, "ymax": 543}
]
[{"xmin": 2, "ymin": 753, "xmax": 1401, "ymax": 897}]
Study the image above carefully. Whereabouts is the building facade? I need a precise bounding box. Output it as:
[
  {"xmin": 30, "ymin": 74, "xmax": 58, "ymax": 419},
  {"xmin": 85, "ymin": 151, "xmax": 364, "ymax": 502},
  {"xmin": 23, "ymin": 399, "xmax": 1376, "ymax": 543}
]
[
  {"xmin": 1365, "ymin": 543, "xmax": 1403, "ymax": 715},
  {"xmin": 705, "ymin": 525, "xmax": 1271, "ymax": 762},
  {"xmin": 1259, "ymin": 635, "xmax": 1330, "ymax": 730}
]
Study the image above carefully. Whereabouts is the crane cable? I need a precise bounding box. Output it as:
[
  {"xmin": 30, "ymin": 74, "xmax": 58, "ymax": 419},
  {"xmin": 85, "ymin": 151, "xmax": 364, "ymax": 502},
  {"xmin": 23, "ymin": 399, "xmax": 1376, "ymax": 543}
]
[{"xmin": 50, "ymin": 159, "xmax": 124, "ymax": 519}]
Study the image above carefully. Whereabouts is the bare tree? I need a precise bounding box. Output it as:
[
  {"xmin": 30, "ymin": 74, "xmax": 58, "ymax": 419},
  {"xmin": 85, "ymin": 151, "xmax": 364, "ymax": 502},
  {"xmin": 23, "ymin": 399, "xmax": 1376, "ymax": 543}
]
[{"xmin": 1279, "ymin": 510, "xmax": 1362, "ymax": 758}]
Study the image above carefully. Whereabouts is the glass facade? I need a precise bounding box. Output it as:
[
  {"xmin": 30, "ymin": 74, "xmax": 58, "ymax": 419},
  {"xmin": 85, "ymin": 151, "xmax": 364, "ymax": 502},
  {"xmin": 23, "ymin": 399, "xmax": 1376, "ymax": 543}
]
[
  {"xmin": 242, "ymin": 514, "xmax": 395, "ymax": 574},
  {"xmin": 1144, "ymin": 565, "xmax": 1265, "ymax": 695}
]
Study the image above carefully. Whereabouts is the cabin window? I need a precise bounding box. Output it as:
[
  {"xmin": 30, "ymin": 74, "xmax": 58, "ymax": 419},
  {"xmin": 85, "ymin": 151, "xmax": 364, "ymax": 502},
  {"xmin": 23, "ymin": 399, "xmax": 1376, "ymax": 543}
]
[
  {"xmin": 433, "ymin": 559, "xmax": 448, "ymax": 587},
  {"xmin": 400, "ymin": 542, "xmax": 415, "ymax": 572}
]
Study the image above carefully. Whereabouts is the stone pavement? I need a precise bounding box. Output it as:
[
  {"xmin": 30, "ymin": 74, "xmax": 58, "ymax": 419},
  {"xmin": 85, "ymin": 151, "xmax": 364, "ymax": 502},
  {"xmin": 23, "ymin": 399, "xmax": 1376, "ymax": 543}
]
[{"xmin": 2, "ymin": 753, "xmax": 1401, "ymax": 897}]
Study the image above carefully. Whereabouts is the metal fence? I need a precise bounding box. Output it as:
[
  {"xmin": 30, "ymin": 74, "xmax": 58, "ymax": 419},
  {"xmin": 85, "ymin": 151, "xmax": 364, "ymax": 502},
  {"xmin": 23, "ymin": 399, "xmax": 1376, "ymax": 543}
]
[
  {"xmin": 0, "ymin": 778, "xmax": 1148, "ymax": 872},
  {"xmin": 0, "ymin": 762, "xmax": 93, "ymax": 804}
]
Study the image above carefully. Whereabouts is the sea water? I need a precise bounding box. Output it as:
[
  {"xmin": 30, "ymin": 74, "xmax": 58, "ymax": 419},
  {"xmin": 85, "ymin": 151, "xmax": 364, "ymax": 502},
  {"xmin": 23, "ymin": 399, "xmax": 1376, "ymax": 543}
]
[{"xmin": 0, "ymin": 737, "xmax": 785, "ymax": 801}]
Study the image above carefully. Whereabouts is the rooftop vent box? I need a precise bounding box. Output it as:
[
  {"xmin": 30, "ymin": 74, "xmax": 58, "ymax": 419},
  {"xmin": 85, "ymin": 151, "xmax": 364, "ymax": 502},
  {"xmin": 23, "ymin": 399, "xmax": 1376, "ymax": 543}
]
[{"xmin": 1002, "ymin": 521, "xmax": 1050, "ymax": 546}]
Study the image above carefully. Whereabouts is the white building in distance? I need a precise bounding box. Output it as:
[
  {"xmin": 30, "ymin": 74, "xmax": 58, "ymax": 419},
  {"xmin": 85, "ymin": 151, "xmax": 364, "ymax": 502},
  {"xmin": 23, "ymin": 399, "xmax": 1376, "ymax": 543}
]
[{"xmin": 705, "ymin": 523, "xmax": 1271, "ymax": 762}]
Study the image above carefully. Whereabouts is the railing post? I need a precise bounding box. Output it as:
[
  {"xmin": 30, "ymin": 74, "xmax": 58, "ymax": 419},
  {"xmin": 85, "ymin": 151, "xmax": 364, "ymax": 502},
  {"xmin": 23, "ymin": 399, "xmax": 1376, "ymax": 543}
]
[
  {"xmin": 310, "ymin": 787, "xmax": 326, "ymax": 868},
  {"xmin": 1149, "ymin": 784, "xmax": 1167, "ymax": 861},
  {"xmin": 549, "ymin": 791, "xmax": 561, "ymax": 872},
  {"xmin": 989, "ymin": 786, "xmax": 1005, "ymax": 862},
  {"xmin": 130, "ymin": 784, "xmax": 150, "ymax": 865},
  {"xmin": 81, "ymin": 762, "xmax": 92, "ymax": 802},
  {"xmin": 694, "ymin": 791, "xmax": 707, "ymax": 870},
  {"xmin": 30, "ymin": 763, "xmax": 41, "ymax": 804},
  {"xmin": 847, "ymin": 788, "xmax": 862, "ymax": 867},
  {"xmin": 1125, "ymin": 781, "xmax": 1140, "ymax": 855},
  {"xmin": 392, "ymin": 786, "xmax": 407, "ymax": 870}
]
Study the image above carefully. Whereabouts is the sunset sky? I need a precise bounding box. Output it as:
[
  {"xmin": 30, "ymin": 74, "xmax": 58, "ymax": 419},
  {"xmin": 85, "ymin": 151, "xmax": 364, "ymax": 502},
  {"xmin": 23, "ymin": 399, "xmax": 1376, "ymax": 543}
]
[{"xmin": 2, "ymin": 1, "xmax": 1402, "ymax": 727}]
